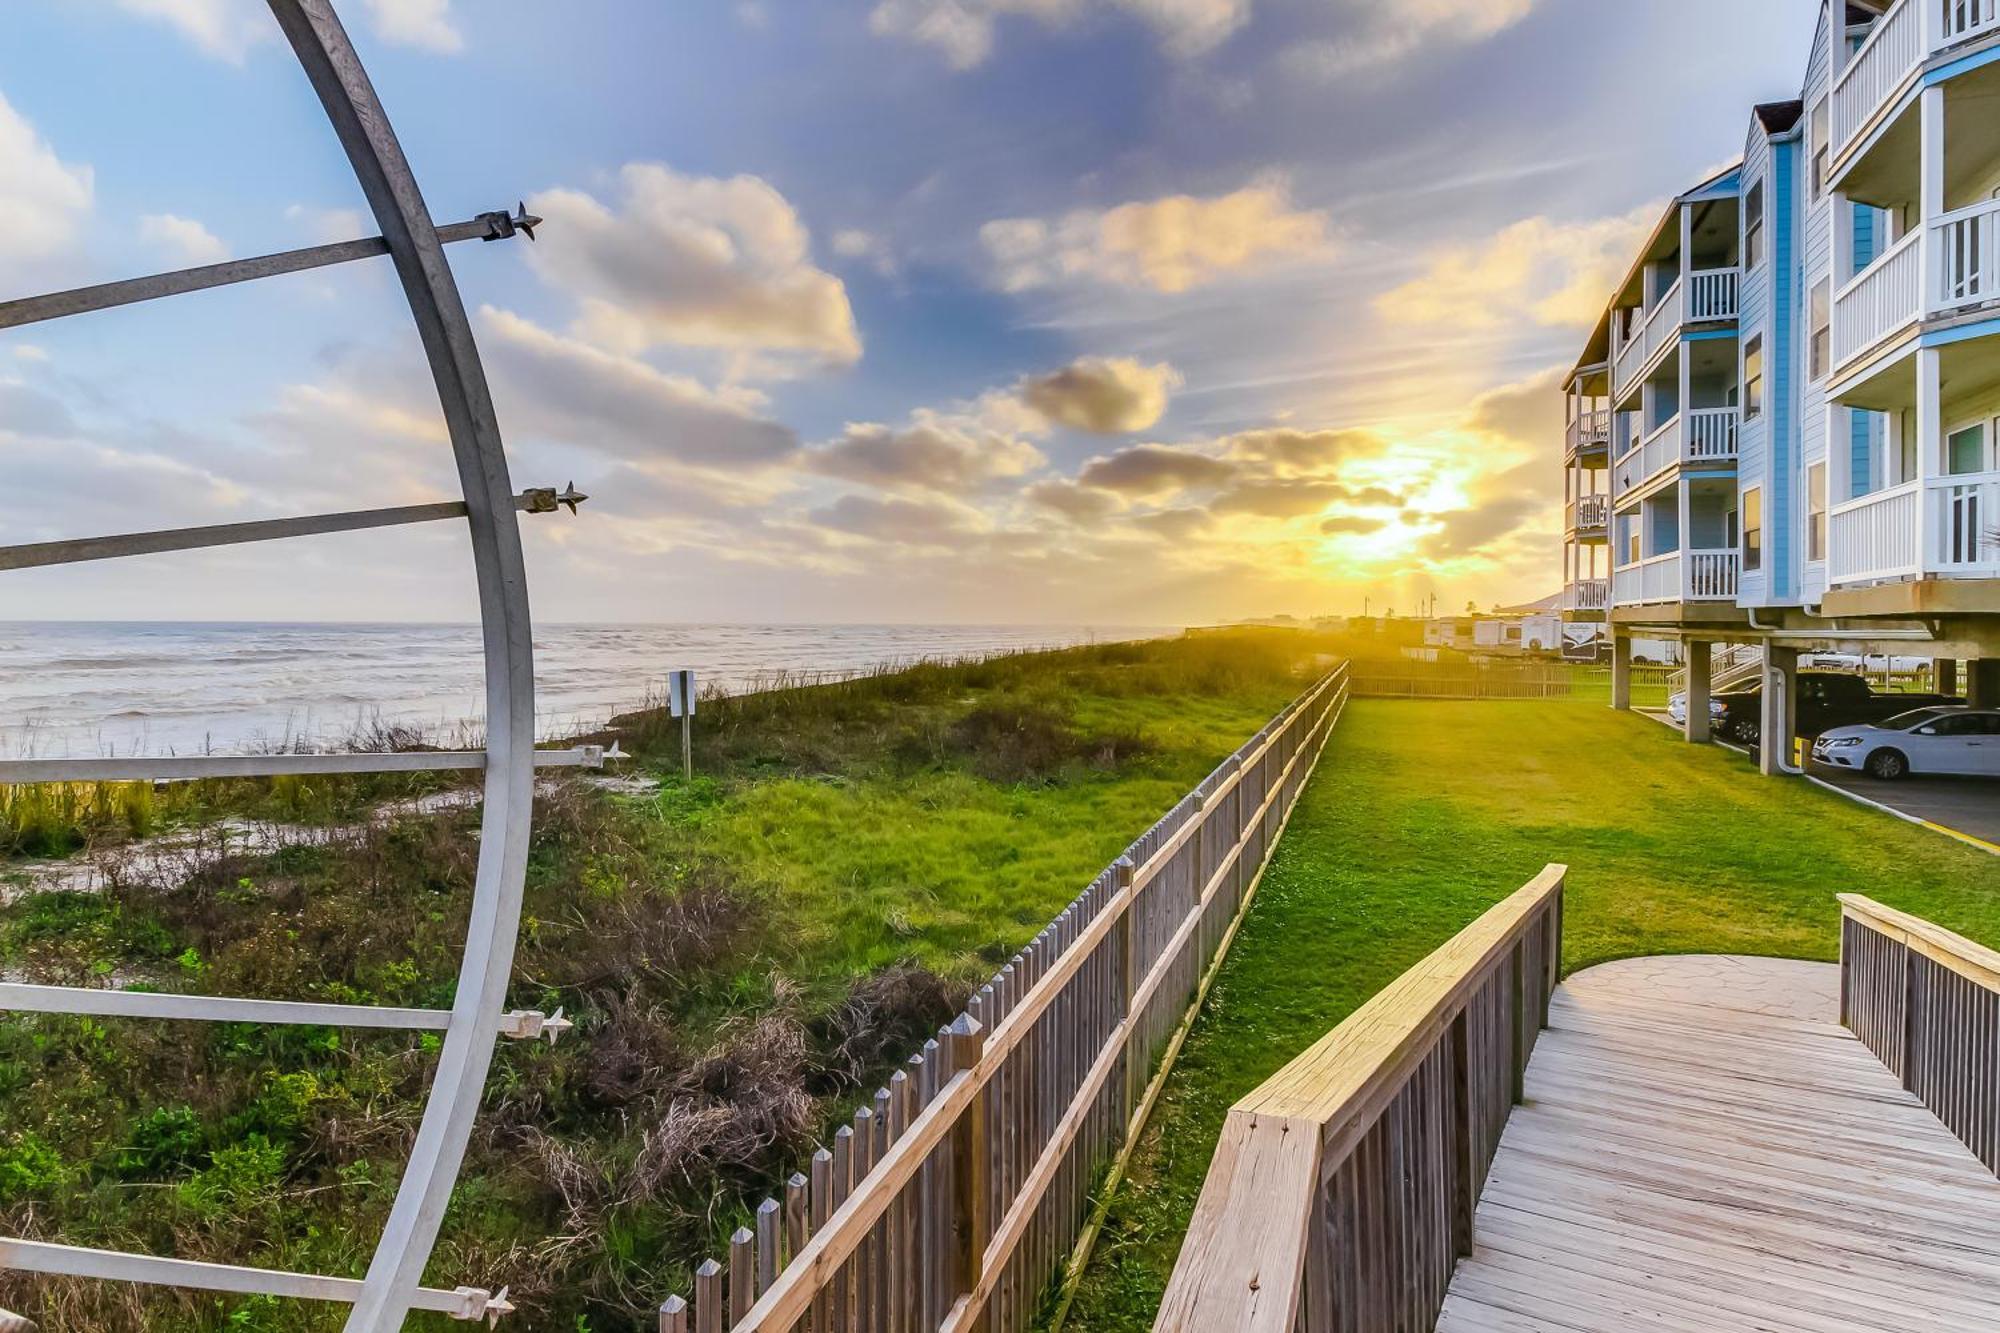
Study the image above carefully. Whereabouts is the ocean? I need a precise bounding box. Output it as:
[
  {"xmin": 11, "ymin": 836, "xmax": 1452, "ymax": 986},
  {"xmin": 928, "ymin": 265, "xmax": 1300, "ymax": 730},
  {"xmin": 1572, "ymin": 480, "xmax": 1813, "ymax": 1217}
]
[{"xmin": 0, "ymin": 622, "xmax": 1177, "ymax": 758}]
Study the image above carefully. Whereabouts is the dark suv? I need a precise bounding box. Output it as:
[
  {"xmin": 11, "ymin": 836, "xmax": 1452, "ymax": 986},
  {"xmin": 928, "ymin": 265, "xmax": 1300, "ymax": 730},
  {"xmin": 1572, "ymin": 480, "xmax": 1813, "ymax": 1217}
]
[{"xmin": 1714, "ymin": 672, "xmax": 1961, "ymax": 745}]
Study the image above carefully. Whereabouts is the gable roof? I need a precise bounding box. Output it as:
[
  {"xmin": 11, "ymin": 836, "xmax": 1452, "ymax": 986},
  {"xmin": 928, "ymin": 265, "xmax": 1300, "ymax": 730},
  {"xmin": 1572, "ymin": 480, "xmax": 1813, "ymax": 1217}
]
[{"xmin": 1755, "ymin": 100, "xmax": 1805, "ymax": 136}]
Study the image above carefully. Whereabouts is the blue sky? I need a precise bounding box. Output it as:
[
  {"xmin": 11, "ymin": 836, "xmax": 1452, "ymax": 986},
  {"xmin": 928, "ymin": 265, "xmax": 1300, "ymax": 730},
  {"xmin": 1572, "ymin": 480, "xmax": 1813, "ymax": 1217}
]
[{"xmin": 1, "ymin": 0, "xmax": 1818, "ymax": 625}]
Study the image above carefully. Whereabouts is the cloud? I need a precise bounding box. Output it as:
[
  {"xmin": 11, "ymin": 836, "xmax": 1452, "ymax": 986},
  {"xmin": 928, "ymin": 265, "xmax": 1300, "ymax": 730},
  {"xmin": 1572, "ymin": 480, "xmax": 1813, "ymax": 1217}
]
[
  {"xmin": 525, "ymin": 164, "xmax": 861, "ymax": 367},
  {"xmin": 360, "ymin": 0, "xmax": 463, "ymax": 53},
  {"xmin": 139, "ymin": 212, "xmax": 230, "ymax": 266},
  {"xmin": 1282, "ymin": 0, "xmax": 1537, "ymax": 81},
  {"xmin": 1320, "ymin": 515, "xmax": 1387, "ymax": 536},
  {"xmin": 1225, "ymin": 427, "xmax": 1386, "ymax": 475},
  {"xmin": 1419, "ymin": 493, "xmax": 1543, "ymax": 559},
  {"xmin": 1025, "ymin": 477, "xmax": 1123, "ymax": 521},
  {"xmin": 808, "ymin": 415, "xmax": 1046, "ymax": 492},
  {"xmin": 284, "ymin": 204, "xmax": 370, "ymax": 245},
  {"xmin": 809, "ymin": 492, "xmax": 987, "ymax": 546},
  {"xmin": 1018, "ymin": 356, "xmax": 1179, "ymax": 434},
  {"xmin": 1211, "ymin": 479, "xmax": 1399, "ymax": 519},
  {"xmin": 831, "ymin": 227, "xmax": 897, "ymax": 276},
  {"xmin": 479, "ymin": 307, "xmax": 801, "ymax": 468},
  {"xmin": 1467, "ymin": 365, "xmax": 1565, "ymax": 449},
  {"xmin": 0, "ymin": 91, "xmax": 93, "ymax": 283},
  {"xmin": 116, "ymin": 0, "xmax": 267, "ymax": 63},
  {"xmin": 982, "ymin": 178, "xmax": 1329, "ymax": 294},
  {"xmin": 1076, "ymin": 443, "xmax": 1237, "ymax": 498},
  {"xmin": 869, "ymin": 0, "xmax": 1248, "ymax": 70},
  {"xmin": 1376, "ymin": 206, "xmax": 1654, "ymax": 330}
]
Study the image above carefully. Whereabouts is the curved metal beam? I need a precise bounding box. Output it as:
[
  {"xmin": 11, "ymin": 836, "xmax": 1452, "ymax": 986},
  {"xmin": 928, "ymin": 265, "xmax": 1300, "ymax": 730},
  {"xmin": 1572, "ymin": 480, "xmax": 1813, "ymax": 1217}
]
[{"xmin": 262, "ymin": 3, "xmax": 538, "ymax": 1328}]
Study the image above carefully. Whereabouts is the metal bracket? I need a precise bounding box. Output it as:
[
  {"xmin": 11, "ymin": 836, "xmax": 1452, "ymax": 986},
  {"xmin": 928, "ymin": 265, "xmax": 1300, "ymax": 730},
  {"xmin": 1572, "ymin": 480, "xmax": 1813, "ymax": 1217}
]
[
  {"xmin": 476, "ymin": 203, "xmax": 541, "ymax": 242},
  {"xmin": 518, "ymin": 482, "xmax": 588, "ymax": 515},
  {"xmin": 496, "ymin": 1008, "xmax": 572, "ymax": 1044}
]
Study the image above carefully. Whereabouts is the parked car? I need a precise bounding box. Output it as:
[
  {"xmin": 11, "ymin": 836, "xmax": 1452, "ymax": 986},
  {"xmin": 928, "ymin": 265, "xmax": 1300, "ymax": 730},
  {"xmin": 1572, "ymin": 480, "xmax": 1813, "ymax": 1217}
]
[
  {"xmin": 1812, "ymin": 707, "xmax": 2000, "ymax": 779},
  {"xmin": 1713, "ymin": 672, "xmax": 1961, "ymax": 745},
  {"xmin": 1667, "ymin": 692, "xmax": 1728, "ymax": 727}
]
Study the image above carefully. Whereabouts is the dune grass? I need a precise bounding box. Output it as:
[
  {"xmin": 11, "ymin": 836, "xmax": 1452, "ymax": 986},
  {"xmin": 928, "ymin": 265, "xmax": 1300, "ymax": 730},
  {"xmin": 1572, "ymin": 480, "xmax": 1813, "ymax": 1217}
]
[
  {"xmin": 0, "ymin": 632, "xmax": 1321, "ymax": 1333},
  {"xmin": 1060, "ymin": 698, "xmax": 2000, "ymax": 1331}
]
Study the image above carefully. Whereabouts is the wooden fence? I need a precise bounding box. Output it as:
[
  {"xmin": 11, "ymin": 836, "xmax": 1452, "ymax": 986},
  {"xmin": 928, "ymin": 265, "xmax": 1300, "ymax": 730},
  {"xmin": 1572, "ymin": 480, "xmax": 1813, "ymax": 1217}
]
[
  {"xmin": 1153, "ymin": 864, "xmax": 1565, "ymax": 1333},
  {"xmin": 661, "ymin": 663, "xmax": 1352, "ymax": 1332},
  {"xmin": 1839, "ymin": 894, "xmax": 2000, "ymax": 1176}
]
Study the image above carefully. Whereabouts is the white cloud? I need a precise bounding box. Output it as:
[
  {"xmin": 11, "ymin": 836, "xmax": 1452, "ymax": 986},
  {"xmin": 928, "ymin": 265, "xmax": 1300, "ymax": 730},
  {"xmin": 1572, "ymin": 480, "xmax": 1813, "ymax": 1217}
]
[
  {"xmin": 1019, "ymin": 356, "xmax": 1179, "ymax": 434},
  {"xmin": 116, "ymin": 0, "xmax": 267, "ymax": 63},
  {"xmin": 1375, "ymin": 206, "xmax": 1655, "ymax": 330},
  {"xmin": 361, "ymin": 0, "xmax": 463, "ymax": 53},
  {"xmin": 0, "ymin": 91, "xmax": 93, "ymax": 283},
  {"xmin": 479, "ymin": 306, "xmax": 801, "ymax": 469},
  {"xmin": 831, "ymin": 228, "xmax": 897, "ymax": 277},
  {"xmin": 870, "ymin": 0, "xmax": 1248, "ymax": 68},
  {"xmin": 1282, "ymin": 0, "xmax": 1537, "ymax": 81},
  {"xmin": 525, "ymin": 164, "xmax": 861, "ymax": 369},
  {"xmin": 808, "ymin": 413, "xmax": 1046, "ymax": 493},
  {"xmin": 139, "ymin": 212, "xmax": 230, "ymax": 266},
  {"xmin": 983, "ymin": 177, "xmax": 1329, "ymax": 294}
]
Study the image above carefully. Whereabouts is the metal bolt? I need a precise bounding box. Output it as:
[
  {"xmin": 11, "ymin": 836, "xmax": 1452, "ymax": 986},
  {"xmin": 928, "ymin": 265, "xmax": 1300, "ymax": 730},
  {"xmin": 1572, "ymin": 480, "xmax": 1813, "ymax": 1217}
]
[
  {"xmin": 556, "ymin": 482, "xmax": 587, "ymax": 514},
  {"xmin": 477, "ymin": 202, "xmax": 542, "ymax": 242}
]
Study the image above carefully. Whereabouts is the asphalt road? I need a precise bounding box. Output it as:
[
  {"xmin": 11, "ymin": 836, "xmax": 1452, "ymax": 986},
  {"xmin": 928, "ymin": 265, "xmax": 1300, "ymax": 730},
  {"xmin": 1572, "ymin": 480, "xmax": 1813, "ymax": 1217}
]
[{"xmin": 1808, "ymin": 763, "xmax": 2000, "ymax": 848}]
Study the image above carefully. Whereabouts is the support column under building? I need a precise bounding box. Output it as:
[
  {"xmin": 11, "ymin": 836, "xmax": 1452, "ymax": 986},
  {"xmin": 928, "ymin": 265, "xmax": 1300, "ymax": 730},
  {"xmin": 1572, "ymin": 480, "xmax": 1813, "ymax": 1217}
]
[
  {"xmin": 1970, "ymin": 660, "xmax": 2000, "ymax": 710},
  {"xmin": 1611, "ymin": 632, "xmax": 1632, "ymax": 711},
  {"xmin": 1760, "ymin": 645, "xmax": 1799, "ymax": 777},
  {"xmin": 1685, "ymin": 640, "xmax": 1712, "ymax": 744},
  {"xmin": 1938, "ymin": 658, "xmax": 1959, "ymax": 697}
]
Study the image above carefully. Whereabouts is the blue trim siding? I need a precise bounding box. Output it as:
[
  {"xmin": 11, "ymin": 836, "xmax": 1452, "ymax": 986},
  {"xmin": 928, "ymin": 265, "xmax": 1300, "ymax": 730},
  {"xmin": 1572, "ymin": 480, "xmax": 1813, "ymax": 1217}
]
[{"xmin": 1770, "ymin": 138, "xmax": 1798, "ymax": 601}]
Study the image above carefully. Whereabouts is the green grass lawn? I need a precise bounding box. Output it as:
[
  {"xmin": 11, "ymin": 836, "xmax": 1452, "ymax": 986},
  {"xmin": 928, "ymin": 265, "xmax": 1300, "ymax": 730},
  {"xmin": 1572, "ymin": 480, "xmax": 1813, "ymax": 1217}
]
[{"xmin": 1061, "ymin": 697, "xmax": 2000, "ymax": 1331}]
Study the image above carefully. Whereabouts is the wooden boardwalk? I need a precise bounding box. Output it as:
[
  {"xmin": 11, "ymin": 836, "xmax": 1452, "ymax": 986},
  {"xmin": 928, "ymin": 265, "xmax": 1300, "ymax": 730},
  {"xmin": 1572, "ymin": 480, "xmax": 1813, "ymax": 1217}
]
[{"xmin": 1438, "ymin": 955, "xmax": 2000, "ymax": 1332}]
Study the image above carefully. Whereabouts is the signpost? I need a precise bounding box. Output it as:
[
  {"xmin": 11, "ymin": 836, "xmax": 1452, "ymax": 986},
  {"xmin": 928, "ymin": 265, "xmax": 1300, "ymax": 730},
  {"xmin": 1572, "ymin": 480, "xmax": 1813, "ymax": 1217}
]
[{"xmin": 668, "ymin": 668, "xmax": 696, "ymax": 781}]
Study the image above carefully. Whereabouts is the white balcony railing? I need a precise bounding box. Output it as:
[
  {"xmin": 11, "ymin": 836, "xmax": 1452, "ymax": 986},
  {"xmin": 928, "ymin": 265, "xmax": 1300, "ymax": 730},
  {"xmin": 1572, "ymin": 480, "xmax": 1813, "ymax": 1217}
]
[
  {"xmin": 1934, "ymin": 196, "xmax": 2000, "ymax": 314},
  {"xmin": 1612, "ymin": 278, "xmax": 1683, "ymax": 396},
  {"xmin": 1826, "ymin": 471, "xmax": 2000, "ymax": 586},
  {"xmin": 1829, "ymin": 482, "xmax": 1923, "ymax": 584},
  {"xmin": 1934, "ymin": 471, "xmax": 2000, "ymax": 574},
  {"xmin": 1687, "ymin": 407, "xmax": 1740, "ymax": 460},
  {"xmin": 1833, "ymin": 0, "xmax": 2000, "ymax": 161},
  {"xmin": 1832, "ymin": 228, "xmax": 1922, "ymax": 370},
  {"xmin": 1832, "ymin": 0, "xmax": 1922, "ymax": 156},
  {"xmin": 1566, "ymin": 408, "xmax": 1610, "ymax": 456},
  {"xmin": 1687, "ymin": 267, "xmax": 1741, "ymax": 322},
  {"xmin": 1568, "ymin": 494, "xmax": 1610, "ymax": 533},
  {"xmin": 1564, "ymin": 578, "xmax": 1609, "ymax": 613},
  {"xmin": 1687, "ymin": 550, "xmax": 1741, "ymax": 600},
  {"xmin": 1612, "ymin": 549, "xmax": 1740, "ymax": 605},
  {"xmin": 1613, "ymin": 409, "xmax": 1740, "ymax": 494}
]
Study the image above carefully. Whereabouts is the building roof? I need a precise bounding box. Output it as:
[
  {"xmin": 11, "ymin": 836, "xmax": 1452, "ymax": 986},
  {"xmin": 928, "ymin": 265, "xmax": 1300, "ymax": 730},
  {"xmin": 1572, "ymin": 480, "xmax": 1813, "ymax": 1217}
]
[{"xmin": 1755, "ymin": 100, "xmax": 1804, "ymax": 136}]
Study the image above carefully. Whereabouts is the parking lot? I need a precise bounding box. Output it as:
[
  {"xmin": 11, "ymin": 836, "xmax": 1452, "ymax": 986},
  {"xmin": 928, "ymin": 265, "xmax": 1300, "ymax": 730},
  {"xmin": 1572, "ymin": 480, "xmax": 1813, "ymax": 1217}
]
[{"xmin": 1807, "ymin": 763, "xmax": 2000, "ymax": 850}]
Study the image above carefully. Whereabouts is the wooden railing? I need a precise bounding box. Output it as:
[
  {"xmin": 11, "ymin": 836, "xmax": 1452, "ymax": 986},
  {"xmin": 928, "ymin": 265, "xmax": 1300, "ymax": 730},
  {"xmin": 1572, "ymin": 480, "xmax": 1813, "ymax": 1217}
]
[
  {"xmin": 1840, "ymin": 895, "xmax": 2000, "ymax": 1176},
  {"xmin": 1154, "ymin": 866, "xmax": 1565, "ymax": 1333},
  {"xmin": 660, "ymin": 666, "xmax": 1352, "ymax": 1332}
]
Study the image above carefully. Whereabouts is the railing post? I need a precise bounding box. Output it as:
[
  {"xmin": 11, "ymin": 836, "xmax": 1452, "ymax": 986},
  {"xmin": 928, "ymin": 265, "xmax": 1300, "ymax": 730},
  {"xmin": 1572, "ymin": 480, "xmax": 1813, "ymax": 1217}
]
[
  {"xmin": 1447, "ymin": 1010, "xmax": 1476, "ymax": 1259},
  {"xmin": 949, "ymin": 1014, "xmax": 990, "ymax": 1330}
]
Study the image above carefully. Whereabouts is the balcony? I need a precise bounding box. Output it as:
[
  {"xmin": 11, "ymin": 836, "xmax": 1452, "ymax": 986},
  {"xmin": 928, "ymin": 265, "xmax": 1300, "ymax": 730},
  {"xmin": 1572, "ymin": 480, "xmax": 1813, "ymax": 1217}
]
[
  {"xmin": 1828, "ymin": 470, "xmax": 2000, "ymax": 585},
  {"xmin": 1611, "ymin": 269, "xmax": 1739, "ymax": 398},
  {"xmin": 1832, "ymin": 229, "xmax": 1922, "ymax": 372},
  {"xmin": 1563, "ymin": 578, "xmax": 1609, "ymax": 615},
  {"xmin": 1832, "ymin": 0, "xmax": 2000, "ymax": 163},
  {"xmin": 1612, "ymin": 408, "xmax": 1740, "ymax": 494},
  {"xmin": 1611, "ymin": 549, "xmax": 1741, "ymax": 606},
  {"xmin": 1935, "ymin": 195, "xmax": 2000, "ymax": 316},
  {"xmin": 1565, "ymin": 408, "xmax": 1610, "ymax": 459},
  {"xmin": 1565, "ymin": 494, "xmax": 1610, "ymax": 539}
]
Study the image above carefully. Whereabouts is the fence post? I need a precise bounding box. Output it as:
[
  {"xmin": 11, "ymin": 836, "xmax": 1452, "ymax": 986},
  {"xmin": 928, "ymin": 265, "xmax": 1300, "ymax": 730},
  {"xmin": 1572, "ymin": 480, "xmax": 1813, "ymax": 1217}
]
[
  {"xmin": 949, "ymin": 1013, "xmax": 991, "ymax": 1331},
  {"xmin": 1114, "ymin": 855, "xmax": 1140, "ymax": 1118}
]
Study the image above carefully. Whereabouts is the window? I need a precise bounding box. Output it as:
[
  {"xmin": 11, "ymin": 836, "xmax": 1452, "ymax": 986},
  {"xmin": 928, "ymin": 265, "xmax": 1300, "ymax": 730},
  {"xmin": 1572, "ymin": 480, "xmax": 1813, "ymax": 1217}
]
[
  {"xmin": 1807, "ymin": 462, "xmax": 1827, "ymax": 561},
  {"xmin": 1809, "ymin": 279, "xmax": 1830, "ymax": 380},
  {"xmin": 1947, "ymin": 422, "xmax": 1989, "ymax": 475},
  {"xmin": 1744, "ymin": 336, "xmax": 1765, "ymax": 421},
  {"xmin": 1810, "ymin": 99, "xmax": 1829, "ymax": 202},
  {"xmin": 1745, "ymin": 179, "xmax": 1766, "ymax": 270},
  {"xmin": 1743, "ymin": 486, "xmax": 1763, "ymax": 572}
]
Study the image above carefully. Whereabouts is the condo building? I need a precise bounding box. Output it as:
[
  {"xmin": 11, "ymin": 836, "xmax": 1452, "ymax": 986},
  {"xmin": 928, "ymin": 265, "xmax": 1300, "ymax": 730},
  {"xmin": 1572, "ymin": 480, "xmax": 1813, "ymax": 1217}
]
[{"xmin": 1562, "ymin": 0, "xmax": 2000, "ymax": 767}]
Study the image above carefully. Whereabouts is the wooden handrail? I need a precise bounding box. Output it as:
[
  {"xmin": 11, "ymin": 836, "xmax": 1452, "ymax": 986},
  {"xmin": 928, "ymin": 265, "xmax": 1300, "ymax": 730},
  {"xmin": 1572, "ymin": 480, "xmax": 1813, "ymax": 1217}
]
[
  {"xmin": 1156, "ymin": 865, "xmax": 1566, "ymax": 1333},
  {"xmin": 1839, "ymin": 895, "xmax": 2000, "ymax": 991},
  {"xmin": 731, "ymin": 665, "xmax": 1350, "ymax": 1332},
  {"xmin": 1840, "ymin": 894, "xmax": 2000, "ymax": 1177}
]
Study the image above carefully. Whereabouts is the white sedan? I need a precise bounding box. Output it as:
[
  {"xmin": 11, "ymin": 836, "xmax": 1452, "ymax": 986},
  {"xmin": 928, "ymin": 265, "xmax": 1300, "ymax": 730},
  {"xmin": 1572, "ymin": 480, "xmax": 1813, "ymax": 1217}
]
[{"xmin": 1811, "ymin": 707, "xmax": 2000, "ymax": 780}]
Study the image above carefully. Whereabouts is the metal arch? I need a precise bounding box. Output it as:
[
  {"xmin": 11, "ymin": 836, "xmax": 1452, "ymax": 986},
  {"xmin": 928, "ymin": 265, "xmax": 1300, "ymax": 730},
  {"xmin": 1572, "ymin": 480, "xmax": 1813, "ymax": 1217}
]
[{"xmin": 263, "ymin": 2, "xmax": 538, "ymax": 1327}]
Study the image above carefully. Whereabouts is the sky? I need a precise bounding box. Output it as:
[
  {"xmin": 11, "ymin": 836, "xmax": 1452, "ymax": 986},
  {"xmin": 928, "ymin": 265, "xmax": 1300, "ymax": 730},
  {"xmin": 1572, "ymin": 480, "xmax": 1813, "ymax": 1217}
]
[{"xmin": 0, "ymin": 0, "xmax": 1821, "ymax": 627}]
